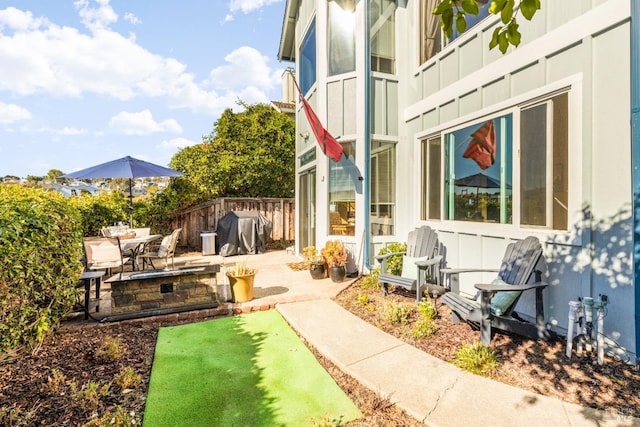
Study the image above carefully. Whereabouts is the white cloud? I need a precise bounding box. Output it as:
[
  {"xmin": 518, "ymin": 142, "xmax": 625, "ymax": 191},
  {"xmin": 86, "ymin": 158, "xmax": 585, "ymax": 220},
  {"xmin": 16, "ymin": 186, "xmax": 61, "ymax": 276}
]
[
  {"xmin": 38, "ymin": 126, "xmax": 88, "ymax": 135},
  {"xmin": 0, "ymin": 7, "xmax": 49, "ymax": 31},
  {"xmin": 0, "ymin": 101, "xmax": 31, "ymax": 124},
  {"xmin": 210, "ymin": 46, "xmax": 281, "ymax": 92},
  {"xmin": 223, "ymin": 14, "xmax": 234, "ymax": 23},
  {"xmin": 74, "ymin": 0, "xmax": 118, "ymax": 32},
  {"xmin": 124, "ymin": 12, "xmax": 141, "ymax": 25},
  {"xmin": 0, "ymin": 4, "xmax": 281, "ymax": 118},
  {"xmin": 159, "ymin": 137, "xmax": 199, "ymax": 151},
  {"xmin": 229, "ymin": 0, "xmax": 283, "ymax": 14},
  {"xmin": 108, "ymin": 110, "xmax": 183, "ymax": 135}
]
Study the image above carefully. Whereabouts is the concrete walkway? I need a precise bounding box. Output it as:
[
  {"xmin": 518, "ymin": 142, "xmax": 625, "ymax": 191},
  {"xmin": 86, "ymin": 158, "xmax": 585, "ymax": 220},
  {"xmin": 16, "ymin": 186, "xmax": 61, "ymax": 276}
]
[{"xmin": 74, "ymin": 250, "xmax": 640, "ymax": 426}]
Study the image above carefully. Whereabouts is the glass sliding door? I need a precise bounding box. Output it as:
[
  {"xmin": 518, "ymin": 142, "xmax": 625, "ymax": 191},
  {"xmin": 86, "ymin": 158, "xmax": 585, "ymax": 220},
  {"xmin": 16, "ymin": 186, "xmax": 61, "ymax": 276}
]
[{"xmin": 299, "ymin": 169, "xmax": 316, "ymax": 250}]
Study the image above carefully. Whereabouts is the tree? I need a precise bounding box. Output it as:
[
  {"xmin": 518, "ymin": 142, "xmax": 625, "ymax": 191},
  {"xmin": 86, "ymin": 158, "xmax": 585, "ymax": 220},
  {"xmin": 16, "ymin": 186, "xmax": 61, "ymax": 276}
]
[
  {"xmin": 46, "ymin": 169, "xmax": 64, "ymax": 181},
  {"xmin": 170, "ymin": 102, "xmax": 295, "ymax": 204},
  {"xmin": 433, "ymin": 0, "xmax": 541, "ymax": 53}
]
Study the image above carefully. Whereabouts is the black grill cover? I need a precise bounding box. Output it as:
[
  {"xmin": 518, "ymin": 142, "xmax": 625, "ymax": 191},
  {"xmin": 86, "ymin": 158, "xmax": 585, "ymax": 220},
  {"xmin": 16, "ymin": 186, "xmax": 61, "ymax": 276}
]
[{"xmin": 216, "ymin": 211, "xmax": 272, "ymax": 256}]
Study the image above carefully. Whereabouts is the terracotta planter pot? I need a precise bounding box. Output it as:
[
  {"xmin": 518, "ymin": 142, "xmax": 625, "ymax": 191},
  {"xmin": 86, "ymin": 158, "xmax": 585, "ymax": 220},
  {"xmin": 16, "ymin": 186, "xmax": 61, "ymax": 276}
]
[
  {"xmin": 227, "ymin": 273, "xmax": 255, "ymax": 302},
  {"xmin": 328, "ymin": 265, "xmax": 346, "ymax": 283},
  {"xmin": 309, "ymin": 262, "xmax": 326, "ymax": 280}
]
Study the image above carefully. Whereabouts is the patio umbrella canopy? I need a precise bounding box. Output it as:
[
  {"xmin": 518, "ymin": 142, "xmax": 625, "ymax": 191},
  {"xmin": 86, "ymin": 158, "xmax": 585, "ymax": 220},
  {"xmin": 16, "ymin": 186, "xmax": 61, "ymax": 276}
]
[
  {"xmin": 454, "ymin": 172, "xmax": 506, "ymax": 189},
  {"xmin": 60, "ymin": 156, "xmax": 183, "ymax": 225}
]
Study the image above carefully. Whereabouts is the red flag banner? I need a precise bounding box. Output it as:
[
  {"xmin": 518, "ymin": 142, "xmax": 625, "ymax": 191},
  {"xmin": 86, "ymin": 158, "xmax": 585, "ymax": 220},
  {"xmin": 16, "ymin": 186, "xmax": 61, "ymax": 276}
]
[
  {"xmin": 295, "ymin": 86, "xmax": 343, "ymax": 162},
  {"xmin": 463, "ymin": 120, "xmax": 496, "ymax": 170}
]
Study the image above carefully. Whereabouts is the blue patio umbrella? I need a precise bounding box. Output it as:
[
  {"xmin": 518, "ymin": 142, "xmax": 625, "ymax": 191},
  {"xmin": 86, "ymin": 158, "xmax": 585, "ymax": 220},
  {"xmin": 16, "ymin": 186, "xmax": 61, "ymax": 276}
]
[
  {"xmin": 454, "ymin": 172, "xmax": 511, "ymax": 206},
  {"xmin": 60, "ymin": 156, "xmax": 183, "ymax": 225}
]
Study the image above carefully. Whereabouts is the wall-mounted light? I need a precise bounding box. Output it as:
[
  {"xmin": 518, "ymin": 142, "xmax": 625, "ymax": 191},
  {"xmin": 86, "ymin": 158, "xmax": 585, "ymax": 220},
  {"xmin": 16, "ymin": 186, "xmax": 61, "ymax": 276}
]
[{"xmin": 299, "ymin": 131, "xmax": 310, "ymax": 140}]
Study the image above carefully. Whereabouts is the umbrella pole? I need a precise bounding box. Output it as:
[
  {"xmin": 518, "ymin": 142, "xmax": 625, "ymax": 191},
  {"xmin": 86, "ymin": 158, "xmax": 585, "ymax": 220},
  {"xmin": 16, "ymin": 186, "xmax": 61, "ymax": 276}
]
[{"xmin": 129, "ymin": 178, "xmax": 134, "ymax": 227}]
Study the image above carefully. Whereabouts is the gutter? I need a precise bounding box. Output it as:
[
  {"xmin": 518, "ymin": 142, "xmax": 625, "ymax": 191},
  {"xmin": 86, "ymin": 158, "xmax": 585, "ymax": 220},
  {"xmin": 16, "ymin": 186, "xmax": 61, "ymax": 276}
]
[
  {"xmin": 363, "ymin": 0, "xmax": 373, "ymax": 271},
  {"xmin": 632, "ymin": 0, "xmax": 640, "ymax": 366}
]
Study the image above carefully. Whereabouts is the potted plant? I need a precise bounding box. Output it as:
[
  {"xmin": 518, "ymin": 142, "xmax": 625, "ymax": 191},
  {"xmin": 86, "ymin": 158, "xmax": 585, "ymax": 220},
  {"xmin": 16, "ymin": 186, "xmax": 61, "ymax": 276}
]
[
  {"xmin": 303, "ymin": 246, "xmax": 326, "ymax": 279},
  {"xmin": 225, "ymin": 260, "xmax": 256, "ymax": 302},
  {"xmin": 321, "ymin": 240, "xmax": 348, "ymax": 283}
]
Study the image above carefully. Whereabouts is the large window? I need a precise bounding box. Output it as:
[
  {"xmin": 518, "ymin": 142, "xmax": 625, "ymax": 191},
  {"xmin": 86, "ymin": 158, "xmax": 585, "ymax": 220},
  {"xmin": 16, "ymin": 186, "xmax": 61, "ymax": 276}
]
[
  {"xmin": 445, "ymin": 115, "xmax": 513, "ymax": 223},
  {"xmin": 371, "ymin": 142, "xmax": 396, "ymax": 235},
  {"xmin": 300, "ymin": 19, "xmax": 316, "ymax": 95},
  {"xmin": 419, "ymin": 0, "xmax": 490, "ymax": 65},
  {"xmin": 421, "ymin": 93, "xmax": 570, "ymax": 230},
  {"xmin": 520, "ymin": 94, "xmax": 568, "ymax": 229},
  {"xmin": 328, "ymin": 141, "xmax": 357, "ymax": 236},
  {"xmin": 421, "ymin": 136, "xmax": 441, "ymax": 220},
  {"xmin": 328, "ymin": 0, "xmax": 355, "ymax": 76},
  {"xmin": 370, "ymin": 0, "xmax": 395, "ymax": 74}
]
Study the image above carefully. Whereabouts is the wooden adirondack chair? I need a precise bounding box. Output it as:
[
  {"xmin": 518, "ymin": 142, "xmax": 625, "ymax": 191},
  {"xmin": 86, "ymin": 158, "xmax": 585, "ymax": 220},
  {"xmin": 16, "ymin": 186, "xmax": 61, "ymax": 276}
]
[
  {"xmin": 440, "ymin": 236, "xmax": 555, "ymax": 345},
  {"xmin": 376, "ymin": 225, "xmax": 444, "ymax": 302}
]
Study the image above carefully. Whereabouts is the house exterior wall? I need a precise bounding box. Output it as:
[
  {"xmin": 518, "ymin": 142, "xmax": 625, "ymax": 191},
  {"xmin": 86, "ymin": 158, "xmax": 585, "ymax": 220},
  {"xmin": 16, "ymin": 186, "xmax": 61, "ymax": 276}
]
[
  {"xmin": 281, "ymin": 0, "xmax": 635, "ymax": 359},
  {"xmin": 398, "ymin": 0, "xmax": 633, "ymax": 356}
]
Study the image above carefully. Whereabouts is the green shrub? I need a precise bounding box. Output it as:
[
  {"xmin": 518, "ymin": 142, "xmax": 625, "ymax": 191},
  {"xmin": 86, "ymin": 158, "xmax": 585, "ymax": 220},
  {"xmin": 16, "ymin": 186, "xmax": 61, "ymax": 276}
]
[
  {"xmin": 0, "ymin": 185, "xmax": 83, "ymax": 353},
  {"xmin": 417, "ymin": 298, "xmax": 437, "ymax": 320},
  {"xmin": 95, "ymin": 337, "xmax": 125, "ymax": 362},
  {"xmin": 454, "ymin": 342, "xmax": 500, "ymax": 377},
  {"xmin": 67, "ymin": 192, "xmax": 130, "ymax": 236},
  {"xmin": 359, "ymin": 267, "xmax": 381, "ymax": 290},
  {"xmin": 412, "ymin": 299, "xmax": 437, "ymax": 338},
  {"xmin": 383, "ymin": 302, "xmax": 414, "ymax": 325},
  {"xmin": 377, "ymin": 242, "xmax": 407, "ymax": 276},
  {"xmin": 82, "ymin": 405, "xmax": 140, "ymax": 427},
  {"xmin": 113, "ymin": 367, "xmax": 142, "ymax": 390}
]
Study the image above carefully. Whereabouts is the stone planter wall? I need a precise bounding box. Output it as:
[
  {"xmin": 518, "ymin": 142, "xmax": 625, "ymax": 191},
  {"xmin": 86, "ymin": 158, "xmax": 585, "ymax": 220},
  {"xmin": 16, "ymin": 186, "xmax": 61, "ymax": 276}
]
[{"xmin": 107, "ymin": 266, "xmax": 220, "ymax": 315}]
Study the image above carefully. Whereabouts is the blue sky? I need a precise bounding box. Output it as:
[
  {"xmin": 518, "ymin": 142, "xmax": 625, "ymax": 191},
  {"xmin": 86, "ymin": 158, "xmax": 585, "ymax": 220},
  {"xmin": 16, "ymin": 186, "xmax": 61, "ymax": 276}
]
[{"xmin": 0, "ymin": 0, "xmax": 289, "ymax": 178}]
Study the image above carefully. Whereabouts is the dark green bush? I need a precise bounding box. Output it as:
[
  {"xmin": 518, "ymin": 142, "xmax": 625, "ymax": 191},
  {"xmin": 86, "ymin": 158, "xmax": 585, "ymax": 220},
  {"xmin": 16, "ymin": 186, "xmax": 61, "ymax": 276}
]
[
  {"xmin": 67, "ymin": 192, "xmax": 130, "ymax": 236},
  {"xmin": 0, "ymin": 185, "xmax": 83, "ymax": 352}
]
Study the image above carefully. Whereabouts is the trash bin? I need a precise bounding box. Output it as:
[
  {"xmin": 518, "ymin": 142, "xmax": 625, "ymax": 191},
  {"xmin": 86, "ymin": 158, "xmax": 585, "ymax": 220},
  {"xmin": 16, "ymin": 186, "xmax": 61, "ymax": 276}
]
[{"xmin": 201, "ymin": 231, "xmax": 216, "ymax": 256}]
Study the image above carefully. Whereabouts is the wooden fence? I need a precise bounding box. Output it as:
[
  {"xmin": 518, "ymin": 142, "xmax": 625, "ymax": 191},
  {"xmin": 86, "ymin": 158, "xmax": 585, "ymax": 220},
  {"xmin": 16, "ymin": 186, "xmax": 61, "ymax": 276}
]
[{"xmin": 170, "ymin": 197, "xmax": 295, "ymax": 251}]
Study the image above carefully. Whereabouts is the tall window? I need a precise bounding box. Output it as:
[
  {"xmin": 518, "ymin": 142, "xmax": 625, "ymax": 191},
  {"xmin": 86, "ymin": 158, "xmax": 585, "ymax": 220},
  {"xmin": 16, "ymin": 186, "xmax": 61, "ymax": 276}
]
[
  {"xmin": 300, "ymin": 19, "xmax": 316, "ymax": 95},
  {"xmin": 371, "ymin": 142, "xmax": 396, "ymax": 235},
  {"xmin": 328, "ymin": 0, "xmax": 355, "ymax": 76},
  {"xmin": 328, "ymin": 142, "xmax": 356, "ymax": 236},
  {"xmin": 520, "ymin": 93, "xmax": 568, "ymax": 229},
  {"xmin": 420, "ymin": 0, "xmax": 490, "ymax": 65},
  {"xmin": 370, "ymin": 0, "xmax": 395, "ymax": 74},
  {"xmin": 420, "ymin": 0, "xmax": 442, "ymax": 63},
  {"xmin": 445, "ymin": 115, "xmax": 513, "ymax": 223},
  {"xmin": 422, "ymin": 92, "xmax": 570, "ymax": 230},
  {"xmin": 421, "ymin": 136, "xmax": 441, "ymax": 220}
]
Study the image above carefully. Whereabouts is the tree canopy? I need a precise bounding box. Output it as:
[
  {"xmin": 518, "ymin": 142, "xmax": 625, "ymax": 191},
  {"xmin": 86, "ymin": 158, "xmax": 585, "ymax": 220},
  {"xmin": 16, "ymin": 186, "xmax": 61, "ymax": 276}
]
[
  {"xmin": 434, "ymin": 0, "xmax": 541, "ymax": 53},
  {"xmin": 169, "ymin": 102, "xmax": 295, "ymax": 205}
]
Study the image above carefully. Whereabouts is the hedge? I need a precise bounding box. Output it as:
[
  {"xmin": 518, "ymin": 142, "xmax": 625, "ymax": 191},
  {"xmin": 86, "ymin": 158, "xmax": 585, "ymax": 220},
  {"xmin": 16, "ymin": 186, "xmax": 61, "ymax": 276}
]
[{"xmin": 0, "ymin": 185, "xmax": 83, "ymax": 352}]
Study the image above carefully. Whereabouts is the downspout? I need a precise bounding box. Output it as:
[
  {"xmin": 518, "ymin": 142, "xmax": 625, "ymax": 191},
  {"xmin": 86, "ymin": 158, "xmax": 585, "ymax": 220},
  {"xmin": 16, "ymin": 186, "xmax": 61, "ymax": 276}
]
[
  {"xmin": 631, "ymin": 0, "xmax": 640, "ymax": 366},
  {"xmin": 363, "ymin": 0, "xmax": 373, "ymax": 270}
]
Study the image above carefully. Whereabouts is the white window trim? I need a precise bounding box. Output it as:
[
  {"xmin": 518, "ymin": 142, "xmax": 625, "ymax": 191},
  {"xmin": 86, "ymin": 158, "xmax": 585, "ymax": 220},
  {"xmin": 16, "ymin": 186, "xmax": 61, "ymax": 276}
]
[{"xmin": 414, "ymin": 75, "xmax": 583, "ymax": 245}]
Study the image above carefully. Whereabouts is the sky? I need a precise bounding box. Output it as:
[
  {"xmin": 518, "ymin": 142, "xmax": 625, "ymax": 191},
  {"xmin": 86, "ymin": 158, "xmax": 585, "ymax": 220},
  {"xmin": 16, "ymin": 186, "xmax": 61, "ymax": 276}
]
[{"xmin": 0, "ymin": 0, "xmax": 290, "ymax": 178}]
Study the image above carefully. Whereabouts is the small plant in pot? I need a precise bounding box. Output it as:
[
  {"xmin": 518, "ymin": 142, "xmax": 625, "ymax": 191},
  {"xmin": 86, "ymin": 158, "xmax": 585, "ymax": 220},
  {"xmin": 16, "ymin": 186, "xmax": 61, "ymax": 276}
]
[
  {"xmin": 226, "ymin": 260, "xmax": 257, "ymax": 302},
  {"xmin": 303, "ymin": 246, "xmax": 326, "ymax": 280},
  {"xmin": 321, "ymin": 240, "xmax": 348, "ymax": 283}
]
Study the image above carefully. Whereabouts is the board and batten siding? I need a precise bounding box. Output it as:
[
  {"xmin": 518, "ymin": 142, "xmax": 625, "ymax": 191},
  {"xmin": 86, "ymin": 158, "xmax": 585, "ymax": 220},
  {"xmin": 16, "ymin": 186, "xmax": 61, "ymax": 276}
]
[{"xmin": 396, "ymin": 0, "xmax": 633, "ymax": 355}]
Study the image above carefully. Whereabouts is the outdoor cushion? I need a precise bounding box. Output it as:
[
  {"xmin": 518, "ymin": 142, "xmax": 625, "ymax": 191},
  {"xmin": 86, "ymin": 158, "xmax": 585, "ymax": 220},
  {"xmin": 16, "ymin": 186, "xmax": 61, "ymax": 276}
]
[
  {"xmin": 401, "ymin": 255, "xmax": 431, "ymax": 281},
  {"xmin": 489, "ymin": 277, "xmax": 521, "ymax": 316},
  {"xmin": 157, "ymin": 235, "xmax": 172, "ymax": 257}
]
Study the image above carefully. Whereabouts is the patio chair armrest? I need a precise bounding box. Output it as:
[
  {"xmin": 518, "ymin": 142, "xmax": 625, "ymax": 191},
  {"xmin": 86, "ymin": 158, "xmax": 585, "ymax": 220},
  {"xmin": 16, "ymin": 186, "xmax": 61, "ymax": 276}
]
[
  {"xmin": 441, "ymin": 268, "xmax": 499, "ymax": 276},
  {"xmin": 415, "ymin": 255, "xmax": 443, "ymax": 269},
  {"xmin": 475, "ymin": 281, "xmax": 548, "ymax": 293}
]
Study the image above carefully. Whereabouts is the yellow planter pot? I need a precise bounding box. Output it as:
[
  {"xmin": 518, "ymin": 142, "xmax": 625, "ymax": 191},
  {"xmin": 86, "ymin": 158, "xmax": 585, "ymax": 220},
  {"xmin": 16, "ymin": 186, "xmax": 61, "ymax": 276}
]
[{"xmin": 227, "ymin": 273, "xmax": 255, "ymax": 302}]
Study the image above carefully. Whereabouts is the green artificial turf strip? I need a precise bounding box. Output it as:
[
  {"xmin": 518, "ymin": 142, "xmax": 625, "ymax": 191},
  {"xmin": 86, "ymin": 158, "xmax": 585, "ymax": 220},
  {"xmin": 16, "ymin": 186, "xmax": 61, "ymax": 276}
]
[{"xmin": 143, "ymin": 310, "xmax": 362, "ymax": 426}]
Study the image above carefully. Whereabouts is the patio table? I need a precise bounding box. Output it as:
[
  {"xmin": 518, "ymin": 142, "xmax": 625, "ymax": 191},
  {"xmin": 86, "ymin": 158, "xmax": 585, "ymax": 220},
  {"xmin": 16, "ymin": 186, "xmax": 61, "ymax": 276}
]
[{"xmin": 119, "ymin": 234, "xmax": 162, "ymax": 271}]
